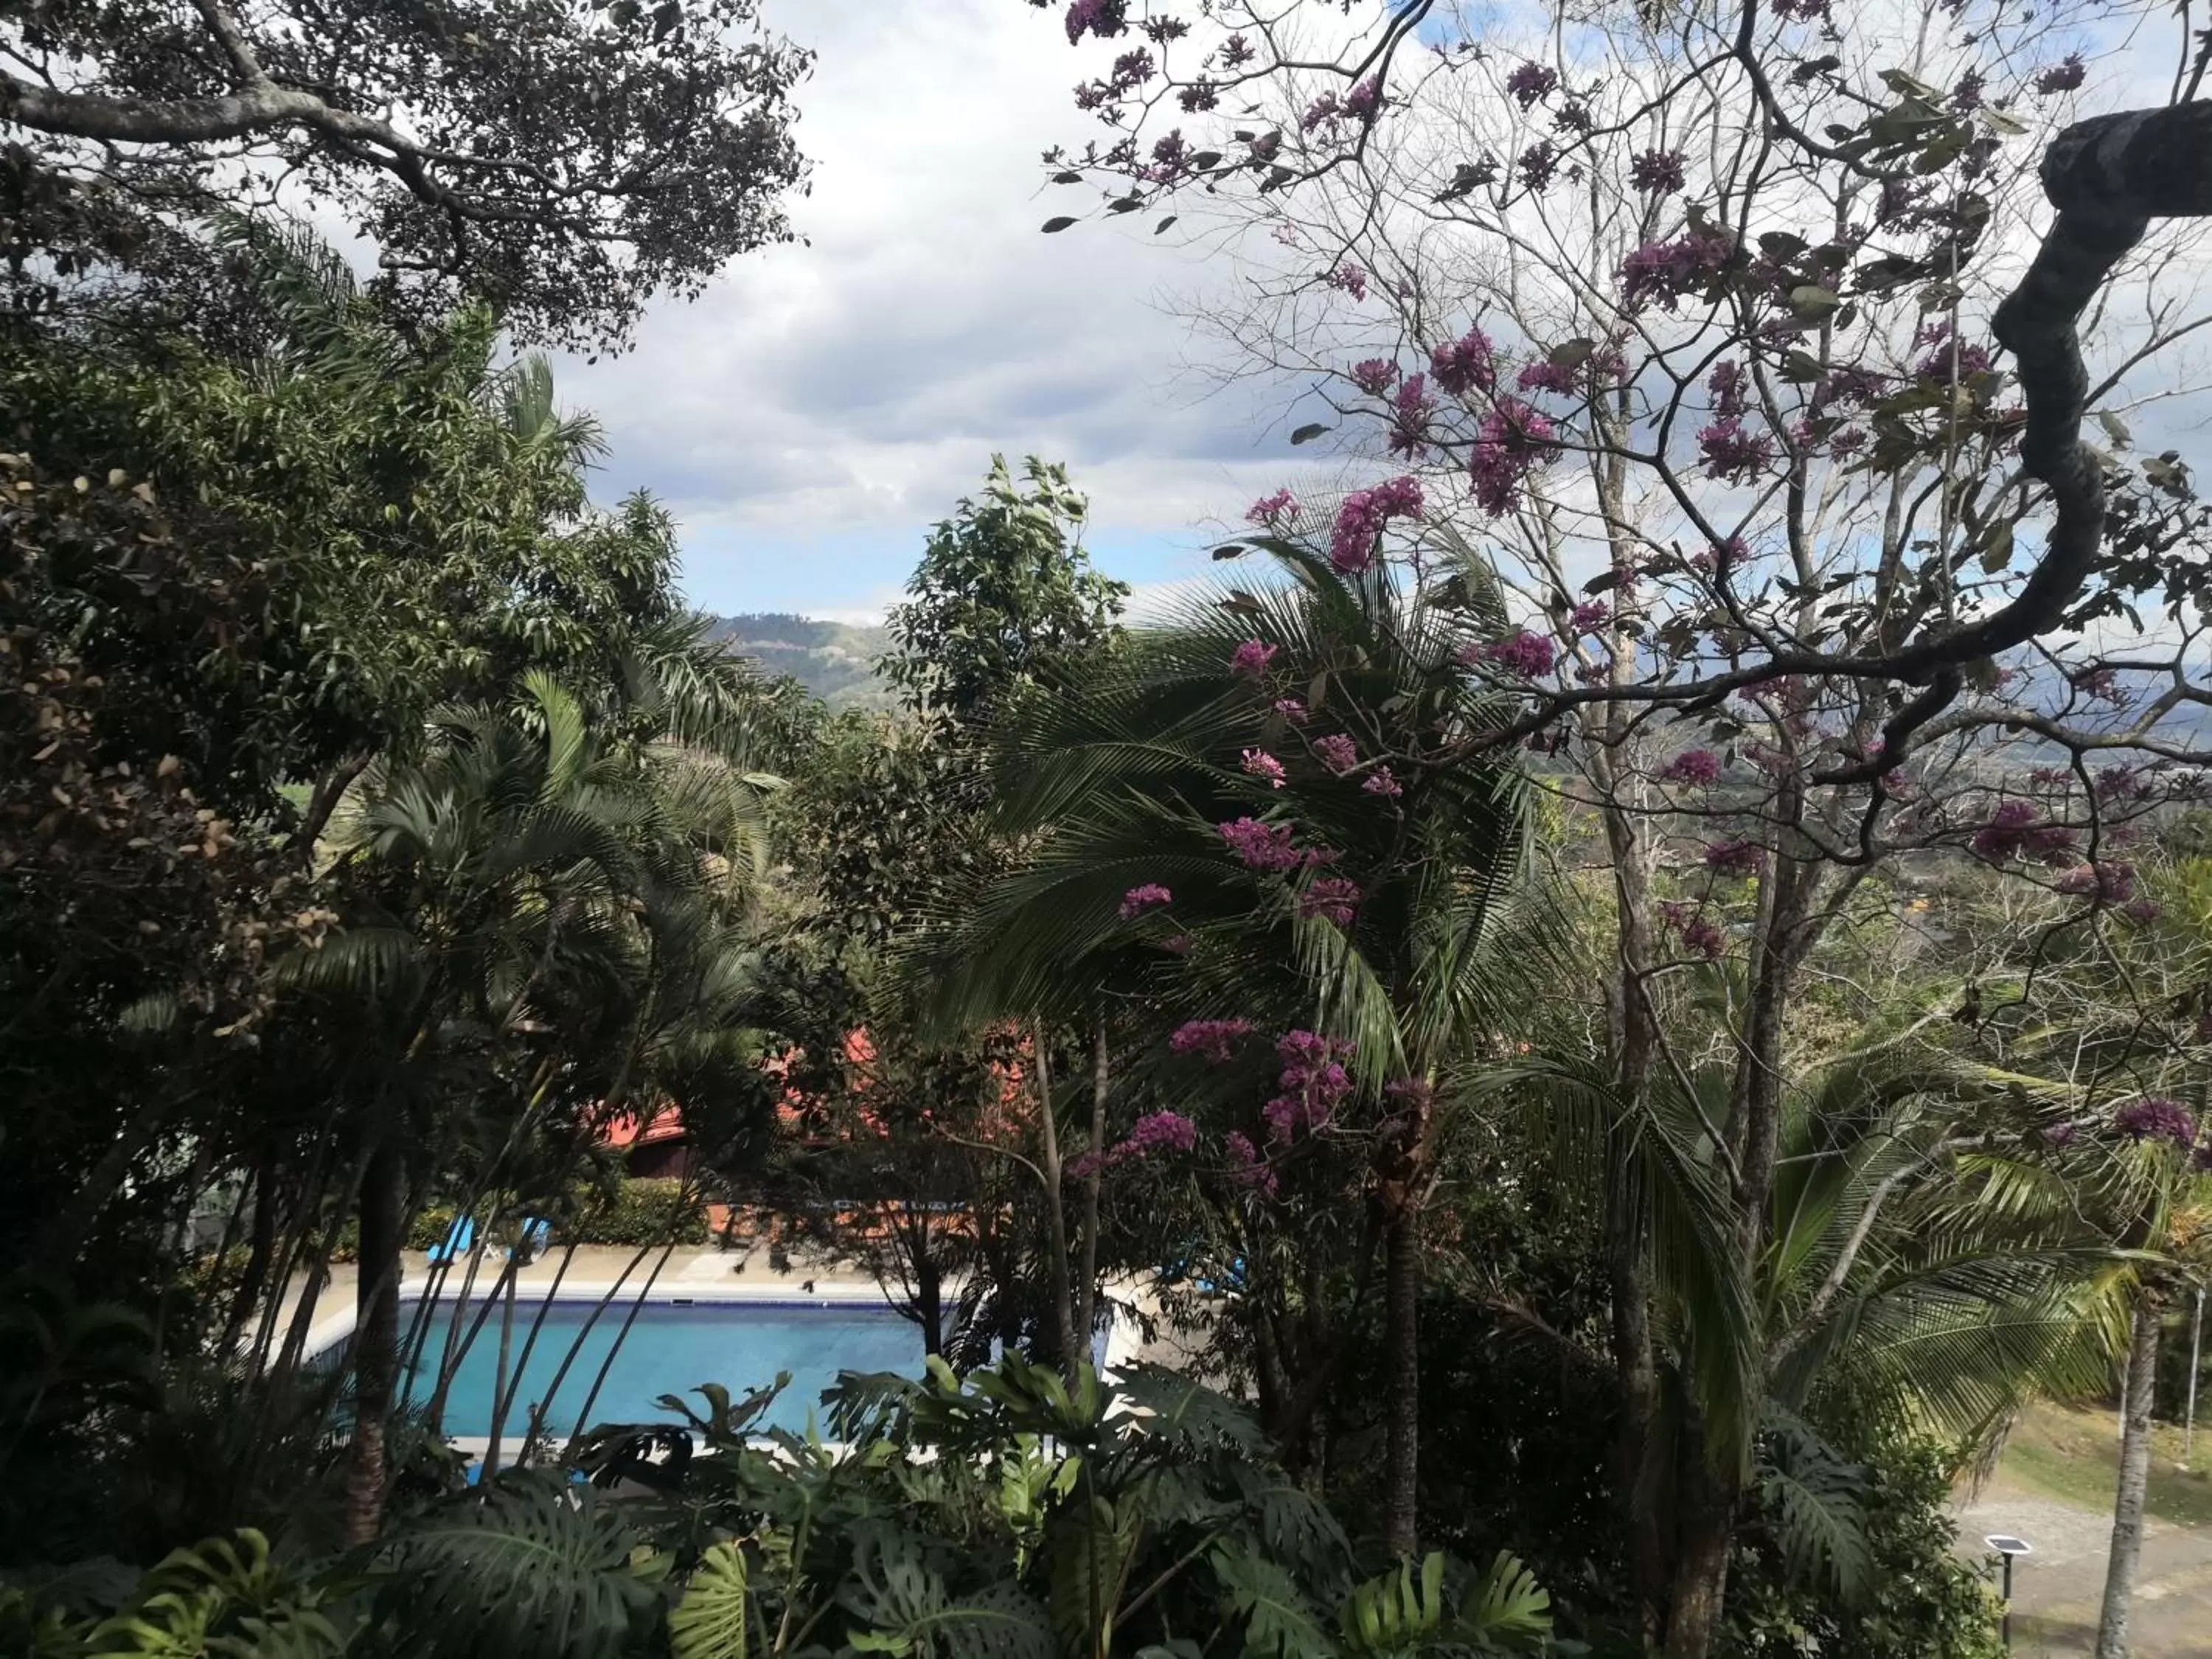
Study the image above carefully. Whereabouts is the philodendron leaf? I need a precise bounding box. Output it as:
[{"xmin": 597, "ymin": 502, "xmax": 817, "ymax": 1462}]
[{"xmin": 669, "ymin": 1541, "xmax": 748, "ymax": 1659}]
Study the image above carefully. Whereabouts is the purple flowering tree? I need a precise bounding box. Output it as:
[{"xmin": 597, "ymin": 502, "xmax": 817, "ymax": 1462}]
[
  {"xmin": 1032, "ymin": 2, "xmax": 2212, "ymax": 1646},
  {"xmin": 918, "ymin": 535, "xmax": 1554, "ymax": 1554}
]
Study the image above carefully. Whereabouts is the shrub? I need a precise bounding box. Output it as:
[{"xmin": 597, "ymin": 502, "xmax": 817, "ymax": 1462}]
[
  {"xmin": 1723, "ymin": 1418, "xmax": 2005, "ymax": 1659},
  {"xmin": 568, "ymin": 1179, "xmax": 709, "ymax": 1247}
]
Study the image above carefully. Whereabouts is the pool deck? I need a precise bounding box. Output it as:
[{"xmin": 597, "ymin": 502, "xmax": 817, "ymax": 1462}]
[{"xmin": 292, "ymin": 1240, "xmax": 1155, "ymax": 1373}]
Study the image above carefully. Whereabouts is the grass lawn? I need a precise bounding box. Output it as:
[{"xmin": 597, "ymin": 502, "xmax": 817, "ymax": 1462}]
[{"xmin": 1999, "ymin": 1401, "xmax": 2212, "ymax": 1530}]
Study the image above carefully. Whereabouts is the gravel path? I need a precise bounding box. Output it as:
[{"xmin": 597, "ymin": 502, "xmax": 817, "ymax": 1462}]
[{"xmin": 1955, "ymin": 1475, "xmax": 2212, "ymax": 1656}]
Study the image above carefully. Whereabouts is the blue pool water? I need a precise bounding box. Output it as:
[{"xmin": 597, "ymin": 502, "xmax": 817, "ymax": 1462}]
[{"xmin": 398, "ymin": 1298, "xmax": 922, "ymax": 1439}]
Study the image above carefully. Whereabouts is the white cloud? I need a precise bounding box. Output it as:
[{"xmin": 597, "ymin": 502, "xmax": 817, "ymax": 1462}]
[{"xmin": 555, "ymin": 0, "xmax": 1331, "ymax": 617}]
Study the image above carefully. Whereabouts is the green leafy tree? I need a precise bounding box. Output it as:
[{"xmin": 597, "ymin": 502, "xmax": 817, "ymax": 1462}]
[
  {"xmin": 881, "ymin": 456, "xmax": 1127, "ymax": 730},
  {"xmin": 1, "ymin": 1, "xmax": 810, "ymax": 348}
]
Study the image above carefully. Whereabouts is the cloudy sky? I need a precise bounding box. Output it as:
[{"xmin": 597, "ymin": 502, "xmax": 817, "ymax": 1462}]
[{"xmin": 552, "ymin": 1, "xmax": 1307, "ymax": 623}]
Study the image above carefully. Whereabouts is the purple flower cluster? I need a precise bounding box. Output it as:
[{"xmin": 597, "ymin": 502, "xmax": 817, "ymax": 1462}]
[
  {"xmin": 1273, "ymin": 697, "xmax": 1310, "ymax": 723},
  {"xmin": 1329, "ymin": 475, "xmax": 1425, "ymax": 573},
  {"xmin": 1971, "ymin": 801, "xmax": 2078, "ymax": 864},
  {"xmin": 1299, "ymin": 875, "xmax": 1362, "ymax": 927},
  {"xmin": 2071, "ymin": 664, "xmax": 2126, "ymax": 705},
  {"xmin": 1242, "ymin": 748, "xmax": 1288, "ymax": 788},
  {"xmin": 1698, "ymin": 420, "xmax": 1773, "ymax": 484},
  {"xmin": 1363, "ymin": 767, "xmax": 1403, "ymax": 800},
  {"xmin": 1119, "ymin": 1110, "xmax": 1198, "ymax": 1157},
  {"xmin": 1430, "ymin": 326, "xmax": 1497, "ymax": 396},
  {"xmin": 1220, "ymin": 33, "xmax": 1254, "ymax": 68},
  {"xmin": 1231, "ymin": 638, "xmax": 1279, "ymax": 677},
  {"xmin": 1345, "ymin": 74, "xmax": 1385, "ymax": 121},
  {"xmin": 1224, "ymin": 1130, "xmax": 1279, "ymax": 1195},
  {"xmin": 1111, "ymin": 49, "xmax": 1156, "ymax": 87},
  {"xmin": 1704, "ymin": 838, "xmax": 1764, "ymax": 877},
  {"xmin": 1170, "ymin": 1018, "xmax": 1255, "ymax": 1062},
  {"xmin": 1064, "ymin": 0, "xmax": 1126, "ymax": 46},
  {"xmin": 2114, "ymin": 1097, "xmax": 2197, "ymax": 1148},
  {"xmin": 1630, "ymin": 149, "xmax": 1686, "ymax": 195},
  {"xmin": 1327, "ymin": 262, "xmax": 1370, "ymax": 301},
  {"xmin": 1144, "ymin": 129, "xmax": 1193, "ymax": 183},
  {"xmin": 1517, "ymin": 141, "xmax": 1561, "ymax": 192},
  {"xmin": 1504, "ymin": 62, "xmax": 1559, "ymax": 107},
  {"xmin": 2036, "ymin": 55, "xmax": 2086, "ymax": 94},
  {"xmin": 1313, "ymin": 733, "xmax": 1359, "ymax": 773},
  {"xmin": 1265, "ymin": 1030, "xmax": 1354, "ymax": 1142},
  {"xmin": 1660, "ymin": 748, "xmax": 1722, "ymax": 786},
  {"xmin": 1660, "ymin": 900, "xmax": 1727, "ymax": 959},
  {"xmin": 1245, "ymin": 489, "xmax": 1298, "ymax": 530},
  {"xmin": 1815, "ymin": 367, "xmax": 1888, "ymax": 410},
  {"xmin": 1469, "ymin": 398, "xmax": 1557, "ymax": 515},
  {"xmin": 1571, "ymin": 599, "xmax": 1610, "ymax": 634},
  {"xmin": 1913, "ymin": 321, "xmax": 1994, "ymax": 381},
  {"xmin": 1619, "ymin": 230, "xmax": 1733, "ymax": 313},
  {"xmin": 1388, "ymin": 373, "xmax": 1433, "ymax": 457},
  {"xmin": 1468, "ymin": 629, "xmax": 1557, "ymax": 678},
  {"xmin": 1119, "ymin": 883, "xmax": 1172, "ymax": 919},
  {"xmin": 1950, "ymin": 71, "xmax": 1985, "ymax": 112},
  {"xmin": 2054, "ymin": 861, "xmax": 2137, "ymax": 903},
  {"xmin": 1352, "ymin": 357, "xmax": 1401, "ymax": 395},
  {"xmin": 1220, "ymin": 816, "xmax": 1304, "ymax": 871},
  {"xmin": 2095, "ymin": 766, "xmax": 2155, "ymax": 802},
  {"xmin": 1517, "ymin": 358, "xmax": 1578, "ymax": 396},
  {"xmin": 1709, "ymin": 359, "xmax": 1747, "ymax": 420}
]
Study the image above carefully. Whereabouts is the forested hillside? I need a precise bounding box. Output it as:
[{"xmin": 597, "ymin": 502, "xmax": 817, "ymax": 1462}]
[{"xmin": 707, "ymin": 613, "xmax": 894, "ymax": 709}]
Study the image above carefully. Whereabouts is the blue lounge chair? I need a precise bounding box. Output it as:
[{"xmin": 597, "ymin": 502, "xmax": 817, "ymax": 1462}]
[
  {"xmin": 427, "ymin": 1216, "xmax": 475, "ymax": 1266},
  {"xmin": 517, "ymin": 1216, "xmax": 551, "ymax": 1264}
]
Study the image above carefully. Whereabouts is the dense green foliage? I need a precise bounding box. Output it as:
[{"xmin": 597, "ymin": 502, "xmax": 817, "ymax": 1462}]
[
  {"xmin": 8, "ymin": 4, "xmax": 2212, "ymax": 1657},
  {"xmin": 1, "ymin": 1357, "xmax": 1555, "ymax": 1659}
]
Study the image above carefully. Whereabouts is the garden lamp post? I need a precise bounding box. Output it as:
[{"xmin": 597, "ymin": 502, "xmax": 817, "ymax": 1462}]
[
  {"xmin": 1985, "ymin": 1535, "xmax": 2032, "ymax": 1649},
  {"xmin": 2186, "ymin": 1286, "xmax": 2203, "ymax": 1467}
]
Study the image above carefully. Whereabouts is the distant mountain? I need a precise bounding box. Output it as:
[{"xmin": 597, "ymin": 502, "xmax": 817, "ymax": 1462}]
[{"xmin": 707, "ymin": 613, "xmax": 896, "ymax": 710}]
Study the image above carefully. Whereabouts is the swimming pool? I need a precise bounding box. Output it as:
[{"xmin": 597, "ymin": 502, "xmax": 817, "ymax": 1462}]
[{"xmin": 397, "ymin": 1298, "xmax": 922, "ymax": 1439}]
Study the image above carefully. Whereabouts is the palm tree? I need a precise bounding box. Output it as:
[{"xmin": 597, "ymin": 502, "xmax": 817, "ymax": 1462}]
[
  {"xmin": 1500, "ymin": 995, "xmax": 2138, "ymax": 1628},
  {"xmin": 286, "ymin": 670, "xmax": 782, "ymax": 1540},
  {"xmin": 913, "ymin": 535, "xmax": 1554, "ymax": 1554}
]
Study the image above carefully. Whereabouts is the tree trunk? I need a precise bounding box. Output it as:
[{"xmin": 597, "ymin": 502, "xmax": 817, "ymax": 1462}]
[
  {"xmin": 917, "ymin": 1248, "xmax": 945, "ymax": 1358},
  {"xmin": 1597, "ymin": 787, "xmax": 1670, "ymax": 1642},
  {"xmin": 1381, "ymin": 1208, "xmax": 1420, "ymax": 1557},
  {"xmin": 296, "ymin": 752, "xmax": 372, "ymax": 855},
  {"xmin": 221, "ymin": 1159, "xmax": 279, "ymax": 1352},
  {"xmin": 1032, "ymin": 1020, "xmax": 1082, "ymax": 1378},
  {"xmin": 1608, "ymin": 1211, "xmax": 1666, "ymax": 1643},
  {"xmin": 2096, "ymin": 1293, "xmax": 2163, "ymax": 1659},
  {"xmin": 1074, "ymin": 1015, "xmax": 1108, "ymax": 1353},
  {"xmin": 1664, "ymin": 1404, "xmax": 1737, "ymax": 1659},
  {"xmin": 484, "ymin": 1270, "xmax": 517, "ymax": 1476},
  {"xmin": 341, "ymin": 1135, "xmax": 403, "ymax": 1547}
]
